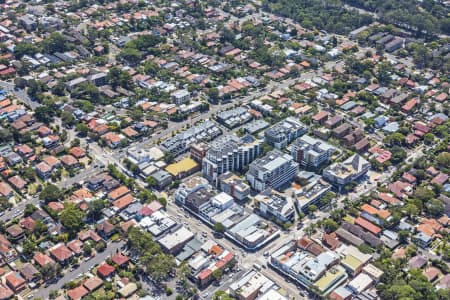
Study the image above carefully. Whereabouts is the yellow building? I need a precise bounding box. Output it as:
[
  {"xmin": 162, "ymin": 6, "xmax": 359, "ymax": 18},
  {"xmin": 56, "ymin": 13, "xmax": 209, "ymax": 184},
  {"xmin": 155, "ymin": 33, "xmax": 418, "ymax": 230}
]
[{"xmin": 165, "ymin": 157, "xmax": 199, "ymax": 179}]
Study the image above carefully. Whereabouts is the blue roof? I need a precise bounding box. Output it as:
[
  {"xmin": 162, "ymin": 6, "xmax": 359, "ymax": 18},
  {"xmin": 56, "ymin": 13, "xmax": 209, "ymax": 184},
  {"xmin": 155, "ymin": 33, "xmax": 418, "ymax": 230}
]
[
  {"xmin": 382, "ymin": 122, "xmax": 399, "ymax": 133},
  {"xmin": 341, "ymin": 101, "xmax": 357, "ymax": 111},
  {"xmin": 374, "ymin": 115, "xmax": 388, "ymax": 127}
]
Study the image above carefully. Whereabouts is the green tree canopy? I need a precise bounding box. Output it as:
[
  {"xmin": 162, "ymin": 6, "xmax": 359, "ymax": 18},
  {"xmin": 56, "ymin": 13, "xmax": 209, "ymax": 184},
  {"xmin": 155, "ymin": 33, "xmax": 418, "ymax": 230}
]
[
  {"xmin": 59, "ymin": 203, "xmax": 85, "ymax": 235},
  {"xmin": 436, "ymin": 152, "xmax": 450, "ymax": 168},
  {"xmin": 213, "ymin": 222, "xmax": 226, "ymax": 233},
  {"xmin": 39, "ymin": 184, "xmax": 62, "ymax": 202}
]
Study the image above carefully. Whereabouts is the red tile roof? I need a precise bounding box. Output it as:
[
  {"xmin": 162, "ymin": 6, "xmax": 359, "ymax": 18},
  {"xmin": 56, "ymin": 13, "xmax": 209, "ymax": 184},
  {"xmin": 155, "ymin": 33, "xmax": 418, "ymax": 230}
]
[
  {"xmin": 5, "ymin": 272, "xmax": 26, "ymax": 291},
  {"xmin": 112, "ymin": 193, "xmax": 134, "ymax": 210},
  {"xmin": 69, "ymin": 147, "xmax": 86, "ymax": 158},
  {"xmin": 0, "ymin": 284, "xmax": 13, "ymax": 300},
  {"xmin": 198, "ymin": 269, "xmax": 212, "ymax": 280},
  {"xmin": 423, "ymin": 267, "xmax": 439, "ymax": 282},
  {"xmin": 48, "ymin": 201, "xmax": 64, "ymax": 212},
  {"xmin": 97, "ymin": 262, "xmax": 115, "ymax": 278},
  {"xmin": 108, "ymin": 186, "xmax": 130, "ymax": 200},
  {"xmin": 67, "ymin": 240, "xmax": 83, "ymax": 255},
  {"xmin": 111, "ymin": 253, "xmax": 130, "ymax": 266},
  {"xmin": 0, "ymin": 182, "xmax": 13, "ymax": 197},
  {"xmin": 49, "ymin": 243, "xmax": 73, "ymax": 262},
  {"xmin": 20, "ymin": 217, "xmax": 36, "ymax": 231},
  {"xmin": 354, "ymin": 217, "xmax": 381, "ymax": 235},
  {"xmin": 431, "ymin": 172, "xmax": 448, "ymax": 185},
  {"xmin": 61, "ymin": 155, "xmax": 78, "ymax": 166},
  {"xmin": 33, "ymin": 252, "xmax": 54, "ymax": 267},
  {"xmin": 312, "ymin": 111, "xmax": 329, "ymax": 122},
  {"xmin": 83, "ymin": 276, "xmax": 103, "ymax": 291},
  {"xmin": 78, "ymin": 230, "xmax": 102, "ymax": 242},
  {"xmin": 67, "ymin": 285, "xmax": 89, "ymax": 300}
]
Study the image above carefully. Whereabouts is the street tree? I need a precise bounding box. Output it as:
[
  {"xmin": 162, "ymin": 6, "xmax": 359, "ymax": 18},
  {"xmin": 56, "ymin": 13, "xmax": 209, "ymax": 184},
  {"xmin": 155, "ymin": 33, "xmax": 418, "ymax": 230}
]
[
  {"xmin": 212, "ymin": 269, "xmax": 223, "ymax": 282},
  {"xmin": 213, "ymin": 222, "xmax": 225, "ymax": 233}
]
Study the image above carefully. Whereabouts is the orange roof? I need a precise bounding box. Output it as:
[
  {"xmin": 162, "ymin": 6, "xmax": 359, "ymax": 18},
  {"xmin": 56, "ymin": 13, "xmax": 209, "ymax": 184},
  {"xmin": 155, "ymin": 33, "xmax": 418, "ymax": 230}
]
[
  {"xmin": 93, "ymin": 124, "xmax": 109, "ymax": 134},
  {"xmin": 49, "ymin": 243, "xmax": 72, "ymax": 262},
  {"xmin": 108, "ymin": 186, "xmax": 130, "ymax": 200},
  {"xmin": 0, "ymin": 284, "xmax": 13, "ymax": 299},
  {"xmin": 97, "ymin": 262, "xmax": 115, "ymax": 278},
  {"xmin": 378, "ymin": 193, "xmax": 402, "ymax": 205},
  {"xmin": 143, "ymin": 120, "xmax": 158, "ymax": 128},
  {"xmin": 312, "ymin": 111, "xmax": 328, "ymax": 121},
  {"xmin": 354, "ymin": 217, "xmax": 381, "ymax": 235},
  {"xmin": 112, "ymin": 194, "xmax": 134, "ymax": 210},
  {"xmin": 377, "ymin": 209, "xmax": 391, "ymax": 220},
  {"xmin": 423, "ymin": 267, "xmax": 439, "ymax": 282},
  {"xmin": 111, "ymin": 252, "xmax": 130, "ymax": 266},
  {"xmin": 402, "ymin": 98, "xmax": 418, "ymax": 112},
  {"xmin": 0, "ymin": 182, "xmax": 13, "ymax": 197},
  {"xmin": 43, "ymin": 156, "xmax": 60, "ymax": 167},
  {"xmin": 209, "ymin": 245, "xmax": 222, "ymax": 256},
  {"xmin": 83, "ymin": 276, "xmax": 103, "ymax": 291},
  {"xmin": 122, "ymin": 127, "xmax": 138, "ymax": 137},
  {"xmin": 37, "ymin": 125, "xmax": 52, "ymax": 136},
  {"xmin": 61, "ymin": 155, "xmax": 78, "ymax": 166},
  {"xmin": 361, "ymin": 204, "xmax": 378, "ymax": 215},
  {"xmin": 71, "ymin": 188, "xmax": 92, "ymax": 202},
  {"xmin": 36, "ymin": 162, "xmax": 52, "ymax": 173},
  {"xmin": 417, "ymin": 224, "xmax": 435, "ymax": 237},
  {"xmin": 67, "ymin": 239, "xmax": 83, "ymax": 254},
  {"xmin": 422, "ymin": 218, "xmax": 442, "ymax": 232},
  {"xmin": 48, "ymin": 202, "xmax": 64, "ymax": 212},
  {"xmin": 69, "ymin": 147, "xmax": 86, "ymax": 158},
  {"xmin": 121, "ymin": 219, "xmax": 137, "ymax": 232},
  {"xmin": 0, "ymin": 104, "xmax": 19, "ymax": 114},
  {"xmin": 392, "ymin": 247, "xmax": 406, "ymax": 260},
  {"xmin": 102, "ymin": 132, "xmax": 121, "ymax": 143},
  {"xmin": 198, "ymin": 269, "xmax": 212, "ymax": 280},
  {"xmin": 33, "ymin": 252, "xmax": 54, "ymax": 267},
  {"xmin": 67, "ymin": 286, "xmax": 89, "ymax": 300},
  {"xmin": 5, "ymin": 272, "xmax": 25, "ymax": 290},
  {"xmin": 0, "ymin": 99, "xmax": 11, "ymax": 108},
  {"xmin": 300, "ymin": 61, "xmax": 310, "ymax": 67}
]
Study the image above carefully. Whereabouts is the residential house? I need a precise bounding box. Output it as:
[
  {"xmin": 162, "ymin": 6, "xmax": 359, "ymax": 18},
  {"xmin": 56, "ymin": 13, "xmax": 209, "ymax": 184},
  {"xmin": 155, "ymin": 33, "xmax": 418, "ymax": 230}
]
[
  {"xmin": 4, "ymin": 272, "xmax": 26, "ymax": 292},
  {"xmin": 49, "ymin": 243, "xmax": 73, "ymax": 265}
]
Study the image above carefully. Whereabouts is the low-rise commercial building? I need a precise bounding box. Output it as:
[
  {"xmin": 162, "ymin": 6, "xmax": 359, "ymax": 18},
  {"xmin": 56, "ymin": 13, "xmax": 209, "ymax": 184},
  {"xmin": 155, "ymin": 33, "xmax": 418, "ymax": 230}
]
[
  {"xmin": 218, "ymin": 172, "xmax": 251, "ymax": 201},
  {"xmin": 158, "ymin": 226, "xmax": 194, "ymax": 254},
  {"xmin": 254, "ymin": 189, "xmax": 295, "ymax": 224},
  {"xmin": 270, "ymin": 241, "xmax": 347, "ymax": 296}
]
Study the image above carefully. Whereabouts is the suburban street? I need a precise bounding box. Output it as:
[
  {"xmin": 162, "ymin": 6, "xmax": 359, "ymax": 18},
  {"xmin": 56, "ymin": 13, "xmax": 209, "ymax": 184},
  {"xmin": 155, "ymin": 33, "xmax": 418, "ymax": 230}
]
[
  {"xmin": 0, "ymin": 0, "xmax": 447, "ymax": 299},
  {"xmin": 32, "ymin": 241, "xmax": 125, "ymax": 299},
  {"xmin": 0, "ymin": 160, "xmax": 104, "ymax": 223},
  {"xmin": 0, "ymin": 80, "xmax": 41, "ymax": 109},
  {"xmin": 113, "ymin": 71, "xmax": 315, "ymax": 163}
]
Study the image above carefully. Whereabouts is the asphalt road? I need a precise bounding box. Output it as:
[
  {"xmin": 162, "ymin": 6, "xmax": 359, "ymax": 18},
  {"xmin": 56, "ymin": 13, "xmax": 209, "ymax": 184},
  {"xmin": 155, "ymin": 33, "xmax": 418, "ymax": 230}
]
[
  {"xmin": 112, "ymin": 71, "xmax": 315, "ymax": 163},
  {"xmin": 33, "ymin": 240, "xmax": 125, "ymax": 299},
  {"xmin": 0, "ymin": 80, "xmax": 41, "ymax": 109},
  {"xmin": 0, "ymin": 161, "xmax": 104, "ymax": 223}
]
